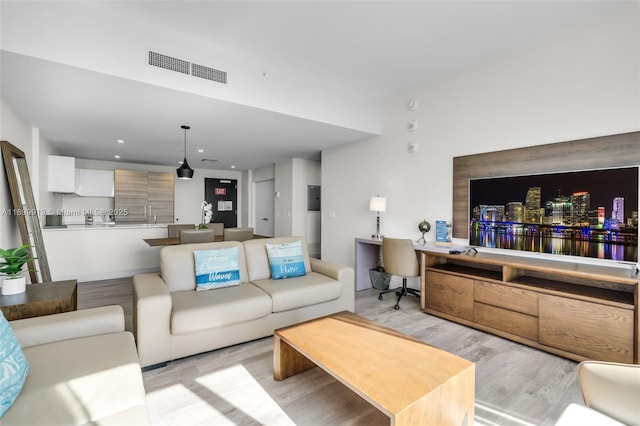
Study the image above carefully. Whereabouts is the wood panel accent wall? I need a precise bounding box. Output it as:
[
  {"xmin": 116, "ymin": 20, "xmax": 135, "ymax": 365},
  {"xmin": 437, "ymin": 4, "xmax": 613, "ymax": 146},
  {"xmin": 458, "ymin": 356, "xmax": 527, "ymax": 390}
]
[{"xmin": 452, "ymin": 131, "xmax": 640, "ymax": 239}]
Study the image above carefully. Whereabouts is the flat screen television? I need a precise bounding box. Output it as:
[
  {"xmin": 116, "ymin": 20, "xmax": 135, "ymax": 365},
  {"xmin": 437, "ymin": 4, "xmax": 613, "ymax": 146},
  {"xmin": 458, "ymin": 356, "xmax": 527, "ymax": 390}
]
[{"xmin": 468, "ymin": 166, "xmax": 639, "ymax": 263}]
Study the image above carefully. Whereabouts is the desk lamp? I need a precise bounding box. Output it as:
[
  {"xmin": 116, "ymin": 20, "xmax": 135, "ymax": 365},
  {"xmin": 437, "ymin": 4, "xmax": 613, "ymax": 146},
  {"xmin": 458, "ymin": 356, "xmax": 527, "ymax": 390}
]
[{"xmin": 369, "ymin": 196, "xmax": 386, "ymax": 240}]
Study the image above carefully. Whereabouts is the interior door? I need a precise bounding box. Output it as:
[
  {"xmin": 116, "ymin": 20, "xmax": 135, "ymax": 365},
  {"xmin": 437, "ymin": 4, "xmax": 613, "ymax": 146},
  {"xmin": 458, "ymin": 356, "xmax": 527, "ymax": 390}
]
[
  {"xmin": 254, "ymin": 179, "xmax": 274, "ymax": 237},
  {"xmin": 204, "ymin": 178, "xmax": 237, "ymax": 228}
]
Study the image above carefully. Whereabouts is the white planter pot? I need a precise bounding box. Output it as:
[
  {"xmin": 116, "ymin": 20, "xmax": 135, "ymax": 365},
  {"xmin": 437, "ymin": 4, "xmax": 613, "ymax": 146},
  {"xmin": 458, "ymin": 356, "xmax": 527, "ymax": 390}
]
[{"xmin": 1, "ymin": 276, "xmax": 26, "ymax": 295}]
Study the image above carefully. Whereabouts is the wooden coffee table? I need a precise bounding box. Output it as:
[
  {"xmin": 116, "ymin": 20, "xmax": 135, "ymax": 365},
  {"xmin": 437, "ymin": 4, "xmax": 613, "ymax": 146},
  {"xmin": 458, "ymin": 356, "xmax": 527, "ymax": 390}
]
[
  {"xmin": 274, "ymin": 311, "xmax": 475, "ymax": 426},
  {"xmin": 0, "ymin": 280, "xmax": 77, "ymax": 320}
]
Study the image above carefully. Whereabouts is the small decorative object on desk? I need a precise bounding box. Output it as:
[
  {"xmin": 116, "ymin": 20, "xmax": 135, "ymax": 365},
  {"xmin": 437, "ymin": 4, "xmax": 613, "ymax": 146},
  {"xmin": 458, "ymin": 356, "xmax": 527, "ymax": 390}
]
[
  {"xmin": 0, "ymin": 244, "xmax": 36, "ymax": 295},
  {"xmin": 200, "ymin": 201, "xmax": 213, "ymax": 229},
  {"xmin": 417, "ymin": 220, "xmax": 431, "ymax": 245},
  {"xmin": 435, "ymin": 220, "xmax": 452, "ymax": 247}
]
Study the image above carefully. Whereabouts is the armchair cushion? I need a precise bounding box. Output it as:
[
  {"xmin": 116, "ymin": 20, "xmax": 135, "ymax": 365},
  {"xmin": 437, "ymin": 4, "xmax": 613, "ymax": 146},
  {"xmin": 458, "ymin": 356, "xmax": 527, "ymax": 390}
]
[
  {"xmin": 0, "ymin": 311, "xmax": 29, "ymax": 417},
  {"xmin": 555, "ymin": 403, "xmax": 625, "ymax": 426},
  {"xmin": 6, "ymin": 331, "xmax": 147, "ymax": 425},
  {"xmin": 578, "ymin": 360, "xmax": 640, "ymax": 426},
  {"xmin": 10, "ymin": 305, "xmax": 124, "ymax": 348}
]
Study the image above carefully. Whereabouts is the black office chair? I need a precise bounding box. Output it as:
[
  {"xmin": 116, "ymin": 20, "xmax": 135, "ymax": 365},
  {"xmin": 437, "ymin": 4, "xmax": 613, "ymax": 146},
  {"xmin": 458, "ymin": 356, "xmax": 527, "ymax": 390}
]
[{"xmin": 378, "ymin": 237, "xmax": 420, "ymax": 310}]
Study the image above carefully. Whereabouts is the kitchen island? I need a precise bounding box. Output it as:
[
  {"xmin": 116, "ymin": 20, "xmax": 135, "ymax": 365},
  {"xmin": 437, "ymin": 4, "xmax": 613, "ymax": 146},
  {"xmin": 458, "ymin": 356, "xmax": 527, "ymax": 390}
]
[{"xmin": 42, "ymin": 224, "xmax": 168, "ymax": 282}]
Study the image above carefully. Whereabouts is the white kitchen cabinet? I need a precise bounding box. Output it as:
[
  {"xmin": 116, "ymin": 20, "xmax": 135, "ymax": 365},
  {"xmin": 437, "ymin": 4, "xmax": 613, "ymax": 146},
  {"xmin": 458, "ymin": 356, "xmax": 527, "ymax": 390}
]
[
  {"xmin": 75, "ymin": 169, "xmax": 114, "ymax": 197},
  {"xmin": 48, "ymin": 155, "xmax": 75, "ymax": 193}
]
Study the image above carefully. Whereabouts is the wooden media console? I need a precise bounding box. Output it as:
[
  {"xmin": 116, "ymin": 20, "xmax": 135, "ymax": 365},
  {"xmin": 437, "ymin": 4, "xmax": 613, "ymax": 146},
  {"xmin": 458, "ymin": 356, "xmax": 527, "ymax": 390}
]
[{"xmin": 420, "ymin": 251, "xmax": 639, "ymax": 364}]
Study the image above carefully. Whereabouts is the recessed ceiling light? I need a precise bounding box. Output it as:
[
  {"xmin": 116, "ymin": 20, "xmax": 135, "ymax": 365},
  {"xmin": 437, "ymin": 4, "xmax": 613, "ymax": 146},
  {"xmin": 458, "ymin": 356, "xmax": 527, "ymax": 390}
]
[
  {"xmin": 230, "ymin": 165, "xmax": 236, "ymax": 169},
  {"xmin": 197, "ymin": 149, "xmax": 204, "ymax": 153},
  {"xmin": 114, "ymin": 155, "xmax": 120, "ymax": 159},
  {"xmin": 117, "ymin": 139, "xmax": 124, "ymax": 144},
  {"xmin": 178, "ymin": 160, "xmax": 183, "ymax": 165}
]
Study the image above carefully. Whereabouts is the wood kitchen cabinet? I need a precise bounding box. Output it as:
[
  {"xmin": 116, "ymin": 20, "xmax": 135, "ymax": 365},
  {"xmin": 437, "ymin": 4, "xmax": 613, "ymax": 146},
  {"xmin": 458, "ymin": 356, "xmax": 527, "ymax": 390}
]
[
  {"xmin": 114, "ymin": 170, "xmax": 174, "ymax": 223},
  {"xmin": 147, "ymin": 172, "xmax": 174, "ymax": 223}
]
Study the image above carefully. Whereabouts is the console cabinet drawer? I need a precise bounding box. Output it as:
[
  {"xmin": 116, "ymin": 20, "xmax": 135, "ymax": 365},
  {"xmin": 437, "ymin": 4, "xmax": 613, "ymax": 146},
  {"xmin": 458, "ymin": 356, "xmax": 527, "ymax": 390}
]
[
  {"xmin": 424, "ymin": 271, "xmax": 474, "ymax": 321},
  {"xmin": 474, "ymin": 302, "xmax": 538, "ymax": 341},
  {"xmin": 539, "ymin": 294, "xmax": 633, "ymax": 363},
  {"xmin": 474, "ymin": 281, "xmax": 538, "ymax": 316}
]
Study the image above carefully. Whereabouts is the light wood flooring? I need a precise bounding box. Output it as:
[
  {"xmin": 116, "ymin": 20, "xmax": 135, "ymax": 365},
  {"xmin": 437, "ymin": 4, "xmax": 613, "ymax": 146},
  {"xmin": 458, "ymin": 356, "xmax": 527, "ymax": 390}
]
[{"xmin": 78, "ymin": 278, "xmax": 582, "ymax": 425}]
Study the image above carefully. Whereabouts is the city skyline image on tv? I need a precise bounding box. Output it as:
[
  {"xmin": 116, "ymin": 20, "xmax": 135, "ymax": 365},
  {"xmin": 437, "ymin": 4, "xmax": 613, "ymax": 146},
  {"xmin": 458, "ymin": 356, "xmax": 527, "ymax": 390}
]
[{"xmin": 468, "ymin": 166, "xmax": 639, "ymax": 263}]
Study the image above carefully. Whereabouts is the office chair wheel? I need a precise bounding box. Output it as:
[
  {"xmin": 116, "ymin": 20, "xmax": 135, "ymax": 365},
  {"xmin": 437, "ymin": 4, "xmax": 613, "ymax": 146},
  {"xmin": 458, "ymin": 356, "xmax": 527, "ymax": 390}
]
[
  {"xmin": 378, "ymin": 294, "xmax": 383, "ymax": 300},
  {"xmin": 394, "ymin": 304, "xmax": 400, "ymax": 310}
]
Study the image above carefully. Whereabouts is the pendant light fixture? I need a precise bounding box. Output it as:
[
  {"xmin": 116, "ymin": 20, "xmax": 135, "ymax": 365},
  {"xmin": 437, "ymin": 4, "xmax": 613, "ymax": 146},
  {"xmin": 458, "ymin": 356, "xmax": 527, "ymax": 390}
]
[{"xmin": 176, "ymin": 125, "xmax": 194, "ymax": 179}]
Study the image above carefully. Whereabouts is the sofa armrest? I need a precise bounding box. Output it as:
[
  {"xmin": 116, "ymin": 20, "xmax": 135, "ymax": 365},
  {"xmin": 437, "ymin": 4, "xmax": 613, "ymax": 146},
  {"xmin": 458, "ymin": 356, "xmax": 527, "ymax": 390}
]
[
  {"xmin": 310, "ymin": 258, "xmax": 353, "ymax": 286},
  {"xmin": 310, "ymin": 258, "xmax": 355, "ymax": 310},
  {"xmin": 10, "ymin": 305, "xmax": 125, "ymax": 349},
  {"xmin": 133, "ymin": 272, "xmax": 173, "ymax": 368}
]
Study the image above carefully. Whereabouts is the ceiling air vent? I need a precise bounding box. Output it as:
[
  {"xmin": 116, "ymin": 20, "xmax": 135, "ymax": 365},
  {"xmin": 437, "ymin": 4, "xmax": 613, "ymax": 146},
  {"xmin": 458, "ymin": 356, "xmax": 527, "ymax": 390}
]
[
  {"xmin": 148, "ymin": 51, "xmax": 189, "ymax": 75},
  {"xmin": 147, "ymin": 50, "xmax": 227, "ymax": 85},
  {"xmin": 201, "ymin": 158, "xmax": 218, "ymax": 163},
  {"xmin": 192, "ymin": 63, "xmax": 227, "ymax": 84}
]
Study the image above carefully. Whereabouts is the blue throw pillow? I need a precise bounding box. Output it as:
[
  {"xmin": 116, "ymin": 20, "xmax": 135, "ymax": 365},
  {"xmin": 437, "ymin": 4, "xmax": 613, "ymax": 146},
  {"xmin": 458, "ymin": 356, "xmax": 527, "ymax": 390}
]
[
  {"xmin": 0, "ymin": 311, "xmax": 29, "ymax": 417},
  {"xmin": 194, "ymin": 247, "xmax": 241, "ymax": 291},
  {"xmin": 266, "ymin": 240, "xmax": 307, "ymax": 280}
]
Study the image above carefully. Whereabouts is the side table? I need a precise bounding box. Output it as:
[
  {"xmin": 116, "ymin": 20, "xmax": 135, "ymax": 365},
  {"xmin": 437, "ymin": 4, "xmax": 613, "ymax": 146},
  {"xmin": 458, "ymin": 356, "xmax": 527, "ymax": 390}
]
[{"xmin": 0, "ymin": 279, "xmax": 78, "ymax": 320}]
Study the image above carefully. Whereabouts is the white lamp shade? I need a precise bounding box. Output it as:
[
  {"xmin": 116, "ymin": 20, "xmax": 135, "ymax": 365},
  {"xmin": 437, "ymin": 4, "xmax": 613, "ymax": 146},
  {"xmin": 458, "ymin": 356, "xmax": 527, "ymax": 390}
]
[{"xmin": 369, "ymin": 196, "xmax": 386, "ymax": 213}]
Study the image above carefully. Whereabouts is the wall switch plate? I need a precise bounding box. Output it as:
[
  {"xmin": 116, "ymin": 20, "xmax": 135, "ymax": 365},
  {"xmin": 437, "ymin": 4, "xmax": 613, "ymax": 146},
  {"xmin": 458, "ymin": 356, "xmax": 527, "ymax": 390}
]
[
  {"xmin": 408, "ymin": 120, "xmax": 418, "ymax": 132},
  {"xmin": 408, "ymin": 142, "xmax": 419, "ymax": 153}
]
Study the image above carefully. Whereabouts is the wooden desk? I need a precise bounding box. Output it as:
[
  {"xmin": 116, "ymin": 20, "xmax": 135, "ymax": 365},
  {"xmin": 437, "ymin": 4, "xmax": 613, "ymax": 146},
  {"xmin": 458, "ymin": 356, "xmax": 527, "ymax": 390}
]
[
  {"xmin": 0, "ymin": 280, "xmax": 77, "ymax": 320},
  {"xmin": 274, "ymin": 311, "xmax": 475, "ymax": 425},
  {"xmin": 355, "ymin": 237, "xmax": 445, "ymax": 290}
]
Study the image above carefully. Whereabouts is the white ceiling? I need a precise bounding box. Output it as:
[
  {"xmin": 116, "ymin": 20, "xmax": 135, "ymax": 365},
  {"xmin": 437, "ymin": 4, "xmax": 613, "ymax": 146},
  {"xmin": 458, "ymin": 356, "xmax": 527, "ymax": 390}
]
[{"xmin": 0, "ymin": 1, "xmax": 618, "ymax": 171}]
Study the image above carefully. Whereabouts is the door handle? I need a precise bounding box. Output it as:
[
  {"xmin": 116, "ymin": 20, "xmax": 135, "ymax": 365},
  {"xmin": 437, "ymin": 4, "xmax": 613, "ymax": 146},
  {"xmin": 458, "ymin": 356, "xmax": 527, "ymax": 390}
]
[{"xmin": 261, "ymin": 218, "xmax": 268, "ymax": 221}]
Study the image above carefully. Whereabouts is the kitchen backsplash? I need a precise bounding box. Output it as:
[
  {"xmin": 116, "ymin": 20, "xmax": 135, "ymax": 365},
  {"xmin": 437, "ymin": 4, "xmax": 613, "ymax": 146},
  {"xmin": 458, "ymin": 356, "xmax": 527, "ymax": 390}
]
[{"xmin": 61, "ymin": 195, "xmax": 115, "ymax": 224}]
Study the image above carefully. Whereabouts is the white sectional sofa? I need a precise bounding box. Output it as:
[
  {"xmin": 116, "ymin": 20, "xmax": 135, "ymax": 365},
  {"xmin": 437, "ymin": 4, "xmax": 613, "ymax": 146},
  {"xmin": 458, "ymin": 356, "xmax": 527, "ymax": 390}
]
[
  {"xmin": 133, "ymin": 236, "xmax": 354, "ymax": 368},
  {"xmin": 3, "ymin": 306, "xmax": 150, "ymax": 425}
]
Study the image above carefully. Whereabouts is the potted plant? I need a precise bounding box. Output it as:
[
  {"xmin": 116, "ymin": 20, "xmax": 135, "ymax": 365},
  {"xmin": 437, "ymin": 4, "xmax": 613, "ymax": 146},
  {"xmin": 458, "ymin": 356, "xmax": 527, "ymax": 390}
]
[
  {"xmin": 0, "ymin": 244, "xmax": 36, "ymax": 295},
  {"xmin": 199, "ymin": 201, "xmax": 213, "ymax": 229}
]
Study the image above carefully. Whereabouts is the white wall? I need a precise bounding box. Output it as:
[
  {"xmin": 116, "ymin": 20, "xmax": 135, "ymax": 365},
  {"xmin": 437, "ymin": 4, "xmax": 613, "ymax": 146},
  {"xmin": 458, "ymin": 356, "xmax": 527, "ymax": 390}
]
[
  {"xmin": 0, "ymin": 95, "xmax": 35, "ymax": 248},
  {"xmin": 321, "ymin": 3, "xmax": 640, "ymax": 269},
  {"xmin": 248, "ymin": 164, "xmax": 276, "ymax": 228},
  {"xmin": 292, "ymin": 159, "xmax": 320, "ymax": 238},
  {"xmin": 274, "ymin": 159, "xmax": 293, "ymax": 236},
  {"xmin": 273, "ymin": 158, "xmax": 321, "ymax": 243},
  {"xmin": 291, "ymin": 159, "xmax": 321, "ymax": 256},
  {"xmin": 37, "ymin": 129, "xmax": 63, "ymax": 216}
]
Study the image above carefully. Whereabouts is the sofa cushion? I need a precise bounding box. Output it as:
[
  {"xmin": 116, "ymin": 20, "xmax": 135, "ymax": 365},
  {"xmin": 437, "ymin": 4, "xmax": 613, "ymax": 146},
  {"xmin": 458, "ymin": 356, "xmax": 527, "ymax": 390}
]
[
  {"xmin": 0, "ymin": 311, "xmax": 30, "ymax": 417},
  {"xmin": 171, "ymin": 283, "xmax": 272, "ymax": 334},
  {"xmin": 244, "ymin": 237, "xmax": 312, "ymax": 282},
  {"xmin": 194, "ymin": 247, "xmax": 241, "ymax": 290},
  {"xmin": 161, "ymin": 241, "xmax": 248, "ymax": 292},
  {"xmin": 266, "ymin": 240, "xmax": 307, "ymax": 279},
  {"xmin": 3, "ymin": 331, "xmax": 147, "ymax": 425},
  {"xmin": 251, "ymin": 272, "xmax": 342, "ymax": 312}
]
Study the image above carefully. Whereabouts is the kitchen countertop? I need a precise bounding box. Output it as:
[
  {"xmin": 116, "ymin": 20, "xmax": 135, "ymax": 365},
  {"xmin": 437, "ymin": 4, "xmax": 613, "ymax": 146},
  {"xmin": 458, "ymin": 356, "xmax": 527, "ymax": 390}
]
[{"xmin": 43, "ymin": 223, "xmax": 169, "ymax": 231}]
